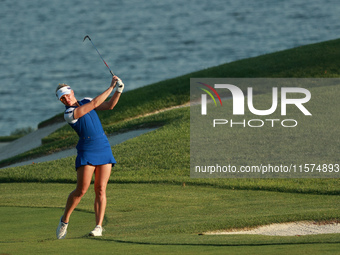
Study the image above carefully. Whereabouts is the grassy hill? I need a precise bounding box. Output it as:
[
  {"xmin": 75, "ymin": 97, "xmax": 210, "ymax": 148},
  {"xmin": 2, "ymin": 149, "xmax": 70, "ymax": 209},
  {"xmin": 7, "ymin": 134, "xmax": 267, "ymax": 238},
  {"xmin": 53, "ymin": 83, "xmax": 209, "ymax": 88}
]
[
  {"xmin": 2, "ymin": 38, "xmax": 340, "ymax": 167},
  {"xmin": 1, "ymin": 39, "xmax": 340, "ymax": 254}
]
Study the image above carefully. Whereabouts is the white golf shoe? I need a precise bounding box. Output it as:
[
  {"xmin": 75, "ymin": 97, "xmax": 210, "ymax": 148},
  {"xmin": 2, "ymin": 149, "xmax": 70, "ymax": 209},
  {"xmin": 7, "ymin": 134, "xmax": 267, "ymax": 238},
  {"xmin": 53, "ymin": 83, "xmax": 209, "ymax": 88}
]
[
  {"xmin": 56, "ymin": 216, "xmax": 68, "ymax": 239},
  {"xmin": 89, "ymin": 225, "xmax": 103, "ymax": 236}
]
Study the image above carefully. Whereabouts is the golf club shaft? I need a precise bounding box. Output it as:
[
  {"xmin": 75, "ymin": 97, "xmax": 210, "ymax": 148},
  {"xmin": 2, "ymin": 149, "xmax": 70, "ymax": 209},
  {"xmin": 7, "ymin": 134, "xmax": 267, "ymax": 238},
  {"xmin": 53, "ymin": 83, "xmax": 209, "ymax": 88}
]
[{"xmin": 83, "ymin": 35, "xmax": 114, "ymax": 76}]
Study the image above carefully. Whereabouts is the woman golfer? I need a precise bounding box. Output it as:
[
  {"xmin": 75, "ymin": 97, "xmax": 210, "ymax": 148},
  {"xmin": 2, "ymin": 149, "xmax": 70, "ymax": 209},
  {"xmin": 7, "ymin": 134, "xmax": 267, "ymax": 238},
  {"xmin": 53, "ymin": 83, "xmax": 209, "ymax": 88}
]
[{"xmin": 55, "ymin": 75, "xmax": 124, "ymax": 239}]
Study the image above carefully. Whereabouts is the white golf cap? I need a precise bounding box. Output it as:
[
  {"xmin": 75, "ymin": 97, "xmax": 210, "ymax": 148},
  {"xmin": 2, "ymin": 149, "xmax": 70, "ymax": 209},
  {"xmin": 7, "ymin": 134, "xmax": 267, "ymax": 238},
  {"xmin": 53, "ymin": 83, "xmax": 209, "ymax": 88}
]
[{"xmin": 56, "ymin": 86, "xmax": 72, "ymax": 100}]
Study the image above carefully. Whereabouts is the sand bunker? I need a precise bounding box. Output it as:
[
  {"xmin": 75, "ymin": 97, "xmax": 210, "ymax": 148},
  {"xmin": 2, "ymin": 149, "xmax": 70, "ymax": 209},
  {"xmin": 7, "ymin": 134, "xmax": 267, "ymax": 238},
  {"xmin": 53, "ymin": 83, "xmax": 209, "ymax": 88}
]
[{"xmin": 204, "ymin": 221, "xmax": 340, "ymax": 236}]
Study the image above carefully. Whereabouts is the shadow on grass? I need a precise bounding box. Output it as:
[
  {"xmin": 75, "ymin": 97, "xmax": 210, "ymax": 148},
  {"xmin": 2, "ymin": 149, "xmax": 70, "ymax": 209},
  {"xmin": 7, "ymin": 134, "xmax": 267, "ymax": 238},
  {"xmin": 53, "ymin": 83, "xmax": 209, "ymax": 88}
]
[
  {"xmin": 85, "ymin": 236, "xmax": 340, "ymax": 247},
  {"xmin": 0, "ymin": 178, "xmax": 339, "ymax": 196}
]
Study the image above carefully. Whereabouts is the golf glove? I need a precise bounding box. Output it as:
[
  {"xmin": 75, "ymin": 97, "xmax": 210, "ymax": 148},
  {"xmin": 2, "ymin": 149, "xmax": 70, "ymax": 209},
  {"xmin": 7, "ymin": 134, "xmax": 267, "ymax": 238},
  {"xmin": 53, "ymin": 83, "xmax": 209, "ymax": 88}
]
[{"xmin": 117, "ymin": 79, "xmax": 124, "ymax": 93}]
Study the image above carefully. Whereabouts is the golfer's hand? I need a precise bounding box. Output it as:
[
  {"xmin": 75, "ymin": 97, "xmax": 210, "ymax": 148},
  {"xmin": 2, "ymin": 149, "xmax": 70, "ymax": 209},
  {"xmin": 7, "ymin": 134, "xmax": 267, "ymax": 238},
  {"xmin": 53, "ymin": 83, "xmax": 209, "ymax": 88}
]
[
  {"xmin": 110, "ymin": 76, "xmax": 119, "ymax": 88},
  {"xmin": 116, "ymin": 78, "xmax": 124, "ymax": 93}
]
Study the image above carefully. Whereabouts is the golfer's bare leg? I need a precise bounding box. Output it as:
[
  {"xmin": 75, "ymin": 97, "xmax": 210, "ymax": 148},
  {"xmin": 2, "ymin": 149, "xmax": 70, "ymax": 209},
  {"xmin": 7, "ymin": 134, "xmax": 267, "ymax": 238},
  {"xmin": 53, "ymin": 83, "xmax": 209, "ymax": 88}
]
[
  {"xmin": 62, "ymin": 165, "xmax": 95, "ymax": 223},
  {"xmin": 94, "ymin": 164, "xmax": 112, "ymax": 226}
]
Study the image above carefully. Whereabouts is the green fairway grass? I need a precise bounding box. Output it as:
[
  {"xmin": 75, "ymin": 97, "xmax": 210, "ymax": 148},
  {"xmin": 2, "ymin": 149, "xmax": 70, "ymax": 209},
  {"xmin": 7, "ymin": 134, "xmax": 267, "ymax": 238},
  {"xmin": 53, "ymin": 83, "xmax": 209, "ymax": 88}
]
[
  {"xmin": 1, "ymin": 39, "xmax": 340, "ymax": 254},
  {"xmin": 2, "ymin": 235, "xmax": 339, "ymax": 255},
  {"xmin": 1, "ymin": 183, "xmax": 339, "ymax": 254}
]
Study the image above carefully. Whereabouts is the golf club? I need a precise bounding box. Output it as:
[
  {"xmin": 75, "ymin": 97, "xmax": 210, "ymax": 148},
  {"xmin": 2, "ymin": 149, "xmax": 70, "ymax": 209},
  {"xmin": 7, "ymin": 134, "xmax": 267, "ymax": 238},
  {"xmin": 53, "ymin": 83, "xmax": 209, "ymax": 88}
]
[{"xmin": 83, "ymin": 35, "xmax": 115, "ymax": 77}]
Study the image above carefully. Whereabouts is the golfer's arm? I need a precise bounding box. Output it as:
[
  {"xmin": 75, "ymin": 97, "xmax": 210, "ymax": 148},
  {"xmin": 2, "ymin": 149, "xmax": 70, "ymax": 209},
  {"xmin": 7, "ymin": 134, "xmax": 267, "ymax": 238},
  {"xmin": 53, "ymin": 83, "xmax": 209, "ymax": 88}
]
[
  {"xmin": 96, "ymin": 91, "xmax": 121, "ymax": 111},
  {"xmin": 73, "ymin": 87, "xmax": 114, "ymax": 119}
]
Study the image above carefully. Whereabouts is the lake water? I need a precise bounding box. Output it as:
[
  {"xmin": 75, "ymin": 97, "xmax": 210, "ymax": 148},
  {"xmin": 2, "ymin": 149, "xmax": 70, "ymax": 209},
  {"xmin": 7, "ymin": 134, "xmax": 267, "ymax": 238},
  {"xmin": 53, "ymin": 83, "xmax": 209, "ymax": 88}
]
[{"xmin": 1, "ymin": 0, "xmax": 339, "ymax": 136}]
